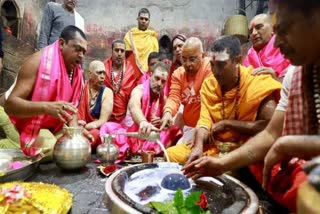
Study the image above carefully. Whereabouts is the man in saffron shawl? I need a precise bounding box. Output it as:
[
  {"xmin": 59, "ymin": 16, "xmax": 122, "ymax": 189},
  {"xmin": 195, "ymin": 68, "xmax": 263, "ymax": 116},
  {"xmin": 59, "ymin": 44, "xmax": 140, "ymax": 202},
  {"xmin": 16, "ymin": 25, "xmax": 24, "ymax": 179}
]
[
  {"xmin": 168, "ymin": 35, "xmax": 281, "ymax": 164},
  {"xmin": 77, "ymin": 60, "xmax": 113, "ymax": 150},
  {"xmin": 184, "ymin": 1, "xmax": 320, "ymax": 211},
  {"xmin": 243, "ymin": 14, "xmax": 290, "ymax": 80},
  {"xmin": 5, "ymin": 25, "xmax": 91, "ymax": 158},
  {"xmin": 124, "ymin": 8, "xmax": 159, "ymax": 79},
  {"xmin": 104, "ymin": 62, "xmax": 181, "ymax": 162}
]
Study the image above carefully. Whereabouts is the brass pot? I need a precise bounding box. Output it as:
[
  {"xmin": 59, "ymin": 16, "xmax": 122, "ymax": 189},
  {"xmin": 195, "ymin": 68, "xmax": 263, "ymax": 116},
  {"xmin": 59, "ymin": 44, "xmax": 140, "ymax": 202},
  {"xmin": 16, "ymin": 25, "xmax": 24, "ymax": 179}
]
[
  {"xmin": 53, "ymin": 127, "xmax": 91, "ymax": 170},
  {"xmin": 96, "ymin": 134, "xmax": 119, "ymax": 165}
]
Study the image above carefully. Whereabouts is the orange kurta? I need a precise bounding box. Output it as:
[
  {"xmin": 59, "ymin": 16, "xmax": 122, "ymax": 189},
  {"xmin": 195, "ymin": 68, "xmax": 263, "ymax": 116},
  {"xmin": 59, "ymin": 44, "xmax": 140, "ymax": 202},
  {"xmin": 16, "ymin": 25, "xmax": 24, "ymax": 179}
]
[
  {"xmin": 167, "ymin": 65, "xmax": 281, "ymax": 163},
  {"xmin": 163, "ymin": 57, "xmax": 212, "ymax": 127}
]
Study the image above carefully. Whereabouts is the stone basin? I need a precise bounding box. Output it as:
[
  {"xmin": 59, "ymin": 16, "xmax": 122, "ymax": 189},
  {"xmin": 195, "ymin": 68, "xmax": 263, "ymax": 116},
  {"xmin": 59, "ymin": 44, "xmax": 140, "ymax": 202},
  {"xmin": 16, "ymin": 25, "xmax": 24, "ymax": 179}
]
[{"xmin": 105, "ymin": 162, "xmax": 259, "ymax": 214}]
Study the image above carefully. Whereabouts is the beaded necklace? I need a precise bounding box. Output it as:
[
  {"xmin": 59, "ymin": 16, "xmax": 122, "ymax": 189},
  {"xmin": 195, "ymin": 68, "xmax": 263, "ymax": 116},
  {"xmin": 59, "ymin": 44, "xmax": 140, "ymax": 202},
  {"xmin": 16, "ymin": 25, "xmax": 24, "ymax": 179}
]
[
  {"xmin": 111, "ymin": 69, "xmax": 123, "ymax": 94},
  {"xmin": 305, "ymin": 65, "xmax": 320, "ymax": 134},
  {"xmin": 221, "ymin": 69, "xmax": 240, "ymax": 120},
  {"xmin": 69, "ymin": 70, "xmax": 74, "ymax": 84}
]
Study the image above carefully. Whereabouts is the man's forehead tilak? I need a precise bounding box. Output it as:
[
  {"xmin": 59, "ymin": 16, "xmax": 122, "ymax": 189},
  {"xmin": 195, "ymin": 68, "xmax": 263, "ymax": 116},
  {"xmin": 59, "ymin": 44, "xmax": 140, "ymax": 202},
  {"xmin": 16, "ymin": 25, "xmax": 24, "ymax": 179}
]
[{"xmin": 212, "ymin": 50, "xmax": 230, "ymax": 61}]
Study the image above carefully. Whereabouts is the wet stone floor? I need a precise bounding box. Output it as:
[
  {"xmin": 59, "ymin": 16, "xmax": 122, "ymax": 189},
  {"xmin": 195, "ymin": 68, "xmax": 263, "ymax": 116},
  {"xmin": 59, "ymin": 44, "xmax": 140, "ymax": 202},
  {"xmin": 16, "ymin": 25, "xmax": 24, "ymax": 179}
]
[{"xmin": 27, "ymin": 159, "xmax": 289, "ymax": 214}]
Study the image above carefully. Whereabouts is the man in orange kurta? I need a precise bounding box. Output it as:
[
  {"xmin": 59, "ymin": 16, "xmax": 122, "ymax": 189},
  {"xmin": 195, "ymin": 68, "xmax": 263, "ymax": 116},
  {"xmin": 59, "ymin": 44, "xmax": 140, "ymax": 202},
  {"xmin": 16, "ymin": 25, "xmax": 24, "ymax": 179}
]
[
  {"xmin": 160, "ymin": 37, "xmax": 212, "ymax": 143},
  {"xmin": 169, "ymin": 35, "xmax": 281, "ymax": 164}
]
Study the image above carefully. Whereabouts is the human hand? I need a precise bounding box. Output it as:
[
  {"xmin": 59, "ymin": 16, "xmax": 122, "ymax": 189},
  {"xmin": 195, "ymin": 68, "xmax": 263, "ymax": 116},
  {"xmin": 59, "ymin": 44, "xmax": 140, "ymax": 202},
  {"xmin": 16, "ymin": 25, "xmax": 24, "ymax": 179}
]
[
  {"xmin": 46, "ymin": 102, "xmax": 77, "ymax": 124},
  {"xmin": 262, "ymin": 136, "xmax": 292, "ymax": 189},
  {"xmin": 160, "ymin": 112, "xmax": 173, "ymax": 130},
  {"xmin": 251, "ymin": 67, "xmax": 277, "ymax": 79},
  {"xmin": 139, "ymin": 120, "xmax": 159, "ymax": 138},
  {"xmin": 151, "ymin": 116, "xmax": 162, "ymax": 128},
  {"xmin": 183, "ymin": 156, "xmax": 225, "ymax": 180},
  {"xmin": 211, "ymin": 120, "xmax": 230, "ymax": 135},
  {"xmin": 78, "ymin": 120, "xmax": 87, "ymax": 127},
  {"xmin": 85, "ymin": 122, "xmax": 99, "ymax": 130},
  {"xmin": 185, "ymin": 143, "xmax": 203, "ymax": 166},
  {"xmin": 81, "ymin": 127, "xmax": 94, "ymax": 142}
]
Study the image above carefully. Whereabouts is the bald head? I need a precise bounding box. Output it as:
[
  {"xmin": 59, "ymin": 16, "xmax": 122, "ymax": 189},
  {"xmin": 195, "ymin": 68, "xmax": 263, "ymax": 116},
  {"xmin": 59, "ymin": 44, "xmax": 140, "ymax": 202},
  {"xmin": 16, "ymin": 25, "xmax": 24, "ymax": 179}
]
[
  {"xmin": 251, "ymin": 14, "xmax": 272, "ymax": 26},
  {"xmin": 182, "ymin": 37, "xmax": 204, "ymax": 53},
  {"xmin": 88, "ymin": 60, "xmax": 106, "ymax": 87},
  {"xmin": 249, "ymin": 14, "xmax": 274, "ymax": 50},
  {"xmin": 89, "ymin": 60, "xmax": 105, "ymax": 73},
  {"xmin": 181, "ymin": 37, "xmax": 204, "ymax": 76}
]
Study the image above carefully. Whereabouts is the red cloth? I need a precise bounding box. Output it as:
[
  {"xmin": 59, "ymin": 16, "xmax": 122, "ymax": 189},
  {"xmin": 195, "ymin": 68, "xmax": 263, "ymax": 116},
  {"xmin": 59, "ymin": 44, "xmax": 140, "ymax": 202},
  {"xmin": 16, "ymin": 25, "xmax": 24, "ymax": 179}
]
[
  {"xmin": 10, "ymin": 41, "xmax": 83, "ymax": 156},
  {"xmin": 249, "ymin": 160, "xmax": 307, "ymax": 212},
  {"xmin": 77, "ymin": 81, "xmax": 102, "ymax": 149},
  {"xmin": 89, "ymin": 128, "xmax": 101, "ymax": 149},
  {"xmin": 104, "ymin": 57, "xmax": 138, "ymax": 122},
  {"xmin": 127, "ymin": 52, "xmax": 143, "ymax": 79},
  {"xmin": 249, "ymin": 67, "xmax": 315, "ymax": 212},
  {"xmin": 78, "ymin": 81, "xmax": 95, "ymax": 122}
]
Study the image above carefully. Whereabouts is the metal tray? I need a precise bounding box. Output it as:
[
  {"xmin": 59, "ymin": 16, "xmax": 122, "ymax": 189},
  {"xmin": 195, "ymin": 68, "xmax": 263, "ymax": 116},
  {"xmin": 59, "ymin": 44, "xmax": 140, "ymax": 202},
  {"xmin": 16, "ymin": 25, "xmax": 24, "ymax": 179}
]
[{"xmin": 0, "ymin": 149, "xmax": 41, "ymax": 183}]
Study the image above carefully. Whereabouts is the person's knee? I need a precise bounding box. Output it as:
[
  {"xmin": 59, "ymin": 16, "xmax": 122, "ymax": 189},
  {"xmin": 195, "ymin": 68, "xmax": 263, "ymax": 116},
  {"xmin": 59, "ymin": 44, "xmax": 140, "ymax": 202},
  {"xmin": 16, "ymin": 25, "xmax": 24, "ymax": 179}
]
[{"xmin": 166, "ymin": 144, "xmax": 190, "ymax": 164}]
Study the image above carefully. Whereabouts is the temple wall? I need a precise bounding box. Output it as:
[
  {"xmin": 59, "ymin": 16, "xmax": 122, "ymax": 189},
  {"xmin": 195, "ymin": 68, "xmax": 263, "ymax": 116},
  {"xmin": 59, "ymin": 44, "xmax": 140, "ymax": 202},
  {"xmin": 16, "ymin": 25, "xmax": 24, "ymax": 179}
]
[{"xmin": 0, "ymin": 0, "xmax": 262, "ymax": 91}]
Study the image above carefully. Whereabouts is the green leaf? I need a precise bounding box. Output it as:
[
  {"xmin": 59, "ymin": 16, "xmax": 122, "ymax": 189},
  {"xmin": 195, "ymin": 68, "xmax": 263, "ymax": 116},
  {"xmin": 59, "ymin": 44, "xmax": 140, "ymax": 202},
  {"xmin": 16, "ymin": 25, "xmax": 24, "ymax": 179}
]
[
  {"xmin": 185, "ymin": 191, "xmax": 201, "ymax": 209},
  {"xmin": 149, "ymin": 201, "xmax": 172, "ymax": 212},
  {"xmin": 185, "ymin": 206, "xmax": 202, "ymax": 214},
  {"xmin": 166, "ymin": 206, "xmax": 179, "ymax": 214},
  {"xmin": 174, "ymin": 188, "xmax": 184, "ymax": 208}
]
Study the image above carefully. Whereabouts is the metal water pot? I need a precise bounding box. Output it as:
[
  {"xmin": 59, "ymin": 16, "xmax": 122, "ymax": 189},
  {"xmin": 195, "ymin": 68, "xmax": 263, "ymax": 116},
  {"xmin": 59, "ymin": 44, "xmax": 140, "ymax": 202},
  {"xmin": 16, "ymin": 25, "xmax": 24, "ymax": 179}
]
[
  {"xmin": 53, "ymin": 127, "xmax": 91, "ymax": 170},
  {"xmin": 96, "ymin": 134, "xmax": 119, "ymax": 164}
]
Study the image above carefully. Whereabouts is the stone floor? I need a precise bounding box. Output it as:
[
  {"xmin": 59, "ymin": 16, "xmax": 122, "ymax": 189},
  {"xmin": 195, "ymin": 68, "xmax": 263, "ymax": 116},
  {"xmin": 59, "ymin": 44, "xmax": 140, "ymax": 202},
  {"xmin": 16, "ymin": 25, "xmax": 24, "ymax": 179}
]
[{"xmin": 26, "ymin": 157, "xmax": 290, "ymax": 214}]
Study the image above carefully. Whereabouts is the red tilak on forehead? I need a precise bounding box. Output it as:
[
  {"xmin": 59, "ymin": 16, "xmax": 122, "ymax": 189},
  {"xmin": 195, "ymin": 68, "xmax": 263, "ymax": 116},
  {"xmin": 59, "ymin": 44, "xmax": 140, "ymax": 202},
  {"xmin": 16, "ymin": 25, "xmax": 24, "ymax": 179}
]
[{"xmin": 160, "ymin": 73, "xmax": 167, "ymax": 80}]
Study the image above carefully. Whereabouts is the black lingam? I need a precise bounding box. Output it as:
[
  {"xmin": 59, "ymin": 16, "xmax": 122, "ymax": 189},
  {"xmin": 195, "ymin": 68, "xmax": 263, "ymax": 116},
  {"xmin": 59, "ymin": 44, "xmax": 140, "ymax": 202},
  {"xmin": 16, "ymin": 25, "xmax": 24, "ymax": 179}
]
[{"xmin": 160, "ymin": 173, "xmax": 191, "ymax": 191}]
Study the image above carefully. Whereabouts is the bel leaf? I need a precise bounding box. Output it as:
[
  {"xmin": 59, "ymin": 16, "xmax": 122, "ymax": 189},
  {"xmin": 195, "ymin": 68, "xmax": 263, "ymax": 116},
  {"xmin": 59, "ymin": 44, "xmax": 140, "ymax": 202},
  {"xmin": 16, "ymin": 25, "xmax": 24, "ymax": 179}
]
[
  {"xmin": 185, "ymin": 191, "xmax": 201, "ymax": 209},
  {"xmin": 173, "ymin": 188, "xmax": 184, "ymax": 208}
]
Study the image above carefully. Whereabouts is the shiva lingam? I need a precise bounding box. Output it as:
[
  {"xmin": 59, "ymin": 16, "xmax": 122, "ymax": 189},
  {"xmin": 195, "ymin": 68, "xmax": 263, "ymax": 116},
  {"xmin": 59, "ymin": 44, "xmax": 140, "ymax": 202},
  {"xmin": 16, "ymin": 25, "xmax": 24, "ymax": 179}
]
[
  {"xmin": 105, "ymin": 162, "xmax": 259, "ymax": 214},
  {"xmin": 53, "ymin": 127, "xmax": 91, "ymax": 170},
  {"xmin": 97, "ymin": 131, "xmax": 170, "ymax": 164}
]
